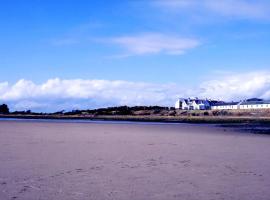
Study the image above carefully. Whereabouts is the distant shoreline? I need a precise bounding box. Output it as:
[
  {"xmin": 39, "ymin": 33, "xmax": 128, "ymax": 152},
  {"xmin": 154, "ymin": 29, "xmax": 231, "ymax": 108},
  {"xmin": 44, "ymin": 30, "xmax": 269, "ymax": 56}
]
[
  {"xmin": 1, "ymin": 114, "xmax": 270, "ymax": 125},
  {"xmin": 1, "ymin": 114, "xmax": 270, "ymax": 134}
]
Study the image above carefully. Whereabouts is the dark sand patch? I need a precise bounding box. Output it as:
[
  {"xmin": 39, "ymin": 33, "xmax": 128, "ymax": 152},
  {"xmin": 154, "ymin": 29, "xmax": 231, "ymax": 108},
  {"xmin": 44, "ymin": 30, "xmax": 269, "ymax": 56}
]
[{"xmin": 218, "ymin": 123, "xmax": 270, "ymax": 134}]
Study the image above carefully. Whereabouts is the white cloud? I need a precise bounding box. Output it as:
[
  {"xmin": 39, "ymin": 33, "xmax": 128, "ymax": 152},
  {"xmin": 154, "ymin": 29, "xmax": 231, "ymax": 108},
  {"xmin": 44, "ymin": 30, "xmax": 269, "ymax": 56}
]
[
  {"xmin": 206, "ymin": 0, "xmax": 270, "ymax": 19},
  {"xmin": 109, "ymin": 33, "xmax": 200, "ymax": 56},
  {"xmin": 155, "ymin": 0, "xmax": 270, "ymax": 20},
  {"xmin": 200, "ymin": 71, "xmax": 270, "ymax": 100},
  {"xmin": 1, "ymin": 72, "xmax": 270, "ymax": 112}
]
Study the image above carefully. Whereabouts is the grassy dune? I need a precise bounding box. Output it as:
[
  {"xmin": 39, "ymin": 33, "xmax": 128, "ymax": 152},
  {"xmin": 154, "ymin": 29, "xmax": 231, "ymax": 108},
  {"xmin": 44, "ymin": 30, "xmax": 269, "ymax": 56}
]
[{"xmin": 1, "ymin": 106, "xmax": 270, "ymax": 124}]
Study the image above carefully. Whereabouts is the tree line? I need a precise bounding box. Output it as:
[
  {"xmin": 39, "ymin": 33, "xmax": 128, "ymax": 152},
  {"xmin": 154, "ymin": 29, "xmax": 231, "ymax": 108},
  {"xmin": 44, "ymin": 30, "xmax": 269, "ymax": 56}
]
[{"xmin": 0, "ymin": 104, "xmax": 174, "ymax": 115}]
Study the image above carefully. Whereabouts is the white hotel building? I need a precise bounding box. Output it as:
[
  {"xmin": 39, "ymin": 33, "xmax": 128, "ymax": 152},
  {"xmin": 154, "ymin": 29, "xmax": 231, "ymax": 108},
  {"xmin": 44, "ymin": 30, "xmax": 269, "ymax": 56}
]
[{"xmin": 175, "ymin": 98, "xmax": 270, "ymax": 110}]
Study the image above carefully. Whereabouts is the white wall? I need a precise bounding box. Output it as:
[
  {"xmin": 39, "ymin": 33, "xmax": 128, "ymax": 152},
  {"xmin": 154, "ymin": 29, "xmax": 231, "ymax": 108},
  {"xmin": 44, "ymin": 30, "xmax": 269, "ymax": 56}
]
[
  {"xmin": 191, "ymin": 101, "xmax": 199, "ymax": 110},
  {"xmin": 211, "ymin": 105, "xmax": 234, "ymax": 110},
  {"xmin": 239, "ymin": 104, "xmax": 270, "ymax": 109},
  {"xmin": 212, "ymin": 103, "xmax": 270, "ymax": 110},
  {"xmin": 175, "ymin": 100, "xmax": 181, "ymax": 109}
]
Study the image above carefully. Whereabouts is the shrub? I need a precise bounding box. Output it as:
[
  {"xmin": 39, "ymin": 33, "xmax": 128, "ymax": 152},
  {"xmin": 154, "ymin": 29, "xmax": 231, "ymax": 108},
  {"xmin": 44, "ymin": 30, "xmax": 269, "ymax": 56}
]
[
  {"xmin": 203, "ymin": 111, "xmax": 209, "ymax": 116},
  {"xmin": 0, "ymin": 104, "xmax": 9, "ymax": 114}
]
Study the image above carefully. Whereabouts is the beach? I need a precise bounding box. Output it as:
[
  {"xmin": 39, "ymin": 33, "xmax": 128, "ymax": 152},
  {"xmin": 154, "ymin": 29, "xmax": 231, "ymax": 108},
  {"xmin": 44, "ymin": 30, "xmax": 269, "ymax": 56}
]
[{"xmin": 0, "ymin": 120, "xmax": 270, "ymax": 200}]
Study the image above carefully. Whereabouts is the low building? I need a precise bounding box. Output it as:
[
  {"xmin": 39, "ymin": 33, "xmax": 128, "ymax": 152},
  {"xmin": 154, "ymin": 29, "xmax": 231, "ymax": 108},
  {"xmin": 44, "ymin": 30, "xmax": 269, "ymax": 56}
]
[
  {"xmin": 175, "ymin": 97, "xmax": 270, "ymax": 110},
  {"xmin": 211, "ymin": 98, "xmax": 270, "ymax": 110},
  {"xmin": 211, "ymin": 102, "xmax": 241, "ymax": 110},
  {"xmin": 239, "ymin": 99, "xmax": 270, "ymax": 110}
]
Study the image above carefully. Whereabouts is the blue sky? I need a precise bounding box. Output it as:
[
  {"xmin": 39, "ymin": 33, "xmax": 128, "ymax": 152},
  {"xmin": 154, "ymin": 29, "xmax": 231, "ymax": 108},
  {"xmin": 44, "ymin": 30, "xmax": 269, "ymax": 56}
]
[{"xmin": 1, "ymin": 0, "xmax": 270, "ymax": 111}]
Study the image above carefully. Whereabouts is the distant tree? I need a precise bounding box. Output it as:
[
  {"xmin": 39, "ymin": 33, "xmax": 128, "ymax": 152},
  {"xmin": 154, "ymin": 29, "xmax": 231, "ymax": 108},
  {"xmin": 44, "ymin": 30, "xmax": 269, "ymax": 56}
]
[
  {"xmin": 52, "ymin": 110, "xmax": 65, "ymax": 115},
  {"xmin": 203, "ymin": 111, "xmax": 209, "ymax": 116},
  {"xmin": 0, "ymin": 104, "xmax": 9, "ymax": 114}
]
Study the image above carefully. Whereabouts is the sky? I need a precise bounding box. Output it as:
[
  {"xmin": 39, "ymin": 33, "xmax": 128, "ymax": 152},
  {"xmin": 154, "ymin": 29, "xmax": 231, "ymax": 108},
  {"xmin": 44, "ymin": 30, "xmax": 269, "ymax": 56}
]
[{"xmin": 0, "ymin": 0, "xmax": 270, "ymax": 112}]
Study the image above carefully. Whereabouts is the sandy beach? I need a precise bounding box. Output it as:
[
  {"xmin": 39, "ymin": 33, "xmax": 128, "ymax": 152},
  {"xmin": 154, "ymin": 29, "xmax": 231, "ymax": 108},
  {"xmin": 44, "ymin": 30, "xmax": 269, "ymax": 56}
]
[{"xmin": 0, "ymin": 120, "xmax": 270, "ymax": 200}]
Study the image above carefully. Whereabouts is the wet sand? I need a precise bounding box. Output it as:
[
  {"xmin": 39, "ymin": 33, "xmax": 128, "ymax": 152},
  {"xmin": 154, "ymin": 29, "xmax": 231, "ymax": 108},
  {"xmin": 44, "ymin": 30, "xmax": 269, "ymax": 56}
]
[{"xmin": 0, "ymin": 120, "xmax": 270, "ymax": 200}]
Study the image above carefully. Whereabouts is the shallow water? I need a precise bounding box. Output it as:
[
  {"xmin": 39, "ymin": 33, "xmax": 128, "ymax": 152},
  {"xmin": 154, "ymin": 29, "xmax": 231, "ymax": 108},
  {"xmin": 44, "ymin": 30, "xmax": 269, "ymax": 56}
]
[{"xmin": 0, "ymin": 120, "xmax": 270, "ymax": 200}]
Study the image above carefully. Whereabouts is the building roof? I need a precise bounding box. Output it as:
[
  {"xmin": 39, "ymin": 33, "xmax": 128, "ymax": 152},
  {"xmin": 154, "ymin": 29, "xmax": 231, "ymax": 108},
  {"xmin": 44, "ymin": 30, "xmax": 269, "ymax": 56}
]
[
  {"xmin": 179, "ymin": 98, "xmax": 209, "ymax": 105},
  {"xmin": 241, "ymin": 100, "xmax": 270, "ymax": 105},
  {"xmin": 195, "ymin": 100, "xmax": 205, "ymax": 104},
  {"xmin": 212, "ymin": 102, "xmax": 240, "ymax": 106},
  {"xmin": 246, "ymin": 98, "xmax": 263, "ymax": 102},
  {"xmin": 212, "ymin": 100, "xmax": 270, "ymax": 106}
]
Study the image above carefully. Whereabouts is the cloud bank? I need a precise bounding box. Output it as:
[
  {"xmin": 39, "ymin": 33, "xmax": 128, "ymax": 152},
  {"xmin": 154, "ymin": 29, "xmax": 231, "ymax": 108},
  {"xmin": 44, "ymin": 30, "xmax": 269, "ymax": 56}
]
[
  {"xmin": 0, "ymin": 79, "xmax": 184, "ymax": 112},
  {"xmin": 1, "ymin": 71, "xmax": 270, "ymax": 112},
  {"xmin": 200, "ymin": 71, "xmax": 270, "ymax": 100}
]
